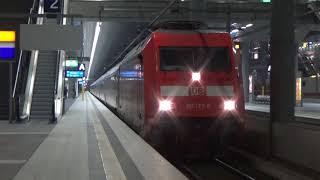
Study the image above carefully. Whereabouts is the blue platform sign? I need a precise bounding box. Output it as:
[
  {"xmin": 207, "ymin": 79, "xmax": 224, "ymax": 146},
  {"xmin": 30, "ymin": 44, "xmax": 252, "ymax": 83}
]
[
  {"xmin": 66, "ymin": 70, "xmax": 84, "ymax": 78},
  {"xmin": 44, "ymin": 0, "xmax": 61, "ymax": 13}
]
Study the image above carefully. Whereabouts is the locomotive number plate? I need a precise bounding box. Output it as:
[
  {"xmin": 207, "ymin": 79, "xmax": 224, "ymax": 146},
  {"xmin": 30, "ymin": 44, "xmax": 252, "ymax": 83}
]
[{"xmin": 189, "ymin": 86, "xmax": 206, "ymax": 96}]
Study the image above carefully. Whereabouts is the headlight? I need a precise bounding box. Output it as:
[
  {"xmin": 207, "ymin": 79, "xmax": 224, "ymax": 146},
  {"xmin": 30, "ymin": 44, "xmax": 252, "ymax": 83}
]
[
  {"xmin": 159, "ymin": 100, "xmax": 173, "ymax": 111},
  {"xmin": 224, "ymin": 100, "xmax": 236, "ymax": 111},
  {"xmin": 192, "ymin": 72, "xmax": 201, "ymax": 81}
]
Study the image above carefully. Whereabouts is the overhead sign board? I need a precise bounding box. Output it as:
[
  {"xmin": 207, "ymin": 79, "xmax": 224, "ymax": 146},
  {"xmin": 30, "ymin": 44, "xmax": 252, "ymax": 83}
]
[
  {"xmin": 66, "ymin": 60, "xmax": 78, "ymax": 67},
  {"xmin": 44, "ymin": 0, "xmax": 61, "ymax": 13},
  {"xmin": 0, "ymin": 31, "xmax": 16, "ymax": 61},
  {"xmin": 79, "ymin": 63, "xmax": 85, "ymax": 71},
  {"xmin": 20, "ymin": 24, "xmax": 83, "ymax": 51},
  {"xmin": 66, "ymin": 70, "xmax": 84, "ymax": 78}
]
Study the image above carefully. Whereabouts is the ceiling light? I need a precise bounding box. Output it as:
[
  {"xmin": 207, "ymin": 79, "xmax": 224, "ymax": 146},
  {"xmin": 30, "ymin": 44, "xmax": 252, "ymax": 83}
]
[
  {"xmin": 246, "ymin": 23, "xmax": 253, "ymax": 28},
  {"xmin": 230, "ymin": 29, "xmax": 239, "ymax": 34},
  {"xmin": 87, "ymin": 22, "xmax": 102, "ymax": 80}
]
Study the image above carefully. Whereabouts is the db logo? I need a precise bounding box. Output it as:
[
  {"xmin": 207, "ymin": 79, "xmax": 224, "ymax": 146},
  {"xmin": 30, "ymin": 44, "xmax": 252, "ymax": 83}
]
[{"xmin": 189, "ymin": 86, "xmax": 206, "ymax": 96}]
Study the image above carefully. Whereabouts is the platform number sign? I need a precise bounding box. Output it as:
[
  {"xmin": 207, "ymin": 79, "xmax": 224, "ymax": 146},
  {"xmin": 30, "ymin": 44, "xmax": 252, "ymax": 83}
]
[{"xmin": 44, "ymin": 0, "xmax": 61, "ymax": 13}]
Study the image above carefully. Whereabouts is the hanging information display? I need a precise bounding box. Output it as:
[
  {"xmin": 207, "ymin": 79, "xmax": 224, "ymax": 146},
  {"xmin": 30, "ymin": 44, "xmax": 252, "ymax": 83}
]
[{"xmin": 66, "ymin": 70, "xmax": 84, "ymax": 78}]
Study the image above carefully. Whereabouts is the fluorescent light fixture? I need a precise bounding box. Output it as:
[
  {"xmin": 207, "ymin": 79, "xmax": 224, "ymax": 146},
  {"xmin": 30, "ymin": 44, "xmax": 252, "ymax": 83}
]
[
  {"xmin": 302, "ymin": 42, "xmax": 307, "ymax": 48},
  {"xmin": 87, "ymin": 22, "xmax": 102, "ymax": 80},
  {"xmin": 246, "ymin": 23, "xmax": 253, "ymax": 28},
  {"xmin": 230, "ymin": 29, "xmax": 239, "ymax": 34}
]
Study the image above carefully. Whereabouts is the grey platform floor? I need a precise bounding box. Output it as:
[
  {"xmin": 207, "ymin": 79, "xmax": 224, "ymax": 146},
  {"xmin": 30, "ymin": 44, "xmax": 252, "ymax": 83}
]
[
  {"xmin": 9, "ymin": 93, "xmax": 186, "ymax": 180},
  {"xmin": 246, "ymin": 102, "xmax": 320, "ymax": 119},
  {"xmin": 0, "ymin": 121, "xmax": 55, "ymax": 180}
]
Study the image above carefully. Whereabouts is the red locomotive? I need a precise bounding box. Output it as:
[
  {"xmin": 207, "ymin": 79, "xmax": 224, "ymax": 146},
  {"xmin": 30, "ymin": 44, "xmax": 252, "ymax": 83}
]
[{"xmin": 91, "ymin": 22, "xmax": 244, "ymax": 157}]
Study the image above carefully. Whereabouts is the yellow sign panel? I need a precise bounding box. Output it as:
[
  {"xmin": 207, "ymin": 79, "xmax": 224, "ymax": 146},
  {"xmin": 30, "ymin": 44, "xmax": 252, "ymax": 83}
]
[{"xmin": 0, "ymin": 31, "xmax": 16, "ymax": 42}]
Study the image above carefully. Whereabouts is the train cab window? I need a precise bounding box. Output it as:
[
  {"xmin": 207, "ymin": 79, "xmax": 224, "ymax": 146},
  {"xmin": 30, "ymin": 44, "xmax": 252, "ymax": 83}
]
[{"xmin": 160, "ymin": 47, "xmax": 231, "ymax": 72}]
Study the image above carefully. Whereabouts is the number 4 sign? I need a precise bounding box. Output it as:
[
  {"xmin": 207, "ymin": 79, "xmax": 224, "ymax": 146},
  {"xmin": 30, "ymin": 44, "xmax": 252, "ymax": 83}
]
[{"xmin": 44, "ymin": 0, "xmax": 61, "ymax": 13}]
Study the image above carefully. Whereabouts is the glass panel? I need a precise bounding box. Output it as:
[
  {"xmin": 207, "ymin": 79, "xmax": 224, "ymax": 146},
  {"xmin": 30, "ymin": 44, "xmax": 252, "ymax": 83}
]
[{"xmin": 160, "ymin": 47, "xmax": 231, "ymax": 72}]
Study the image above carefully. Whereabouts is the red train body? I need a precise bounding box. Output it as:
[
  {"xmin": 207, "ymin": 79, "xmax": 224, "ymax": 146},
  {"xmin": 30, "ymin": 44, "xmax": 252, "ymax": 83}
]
[{"xmin": 91, "ymin": 28, "xmax": 244, "ymax": 156}]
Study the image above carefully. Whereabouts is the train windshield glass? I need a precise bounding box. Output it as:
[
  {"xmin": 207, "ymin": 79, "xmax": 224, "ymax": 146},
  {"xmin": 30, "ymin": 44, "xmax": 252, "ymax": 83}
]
[{"xmin": 160, "ymin": 47, "xmax": 231, "ymax": 72}]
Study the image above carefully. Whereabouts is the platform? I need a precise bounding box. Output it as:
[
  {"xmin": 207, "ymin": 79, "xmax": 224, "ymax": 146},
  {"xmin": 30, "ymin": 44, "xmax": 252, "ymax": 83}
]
[
  {"xmin": 12, "ymin": 92, "xmax": 187, "ymax": 180},
  {"xmin": 246, "ymin": 102, "xmax": 320, "ymax": 120}
]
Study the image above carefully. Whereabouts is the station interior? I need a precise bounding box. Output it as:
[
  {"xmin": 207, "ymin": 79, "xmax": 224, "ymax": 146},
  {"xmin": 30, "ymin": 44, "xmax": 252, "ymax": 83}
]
[{"xmin": 0, "ymin": 0, "xmax": 320, "ymax": 180}]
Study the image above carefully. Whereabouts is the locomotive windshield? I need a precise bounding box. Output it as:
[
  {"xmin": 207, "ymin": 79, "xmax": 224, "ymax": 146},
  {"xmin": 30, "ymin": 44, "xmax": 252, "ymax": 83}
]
[{"xmin": 160, "ymin": 47, "xmax": 231, "ymax": 72}]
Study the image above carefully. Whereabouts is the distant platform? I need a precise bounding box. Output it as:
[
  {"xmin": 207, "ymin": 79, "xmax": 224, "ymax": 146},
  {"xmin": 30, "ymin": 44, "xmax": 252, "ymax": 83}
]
[
  {"xmin": 13, "ymin": 93, "xmax": 187, "ymax": 180},
  {"xmin": 246, "ymin": 102, "xmax": 320, "ymax": 120}
]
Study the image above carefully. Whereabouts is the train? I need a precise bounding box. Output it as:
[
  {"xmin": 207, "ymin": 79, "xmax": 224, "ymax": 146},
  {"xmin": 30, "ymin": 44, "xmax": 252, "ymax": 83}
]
[{"xmin": 90, "ymin": 22, "xmax": 245, "ymax": 157}]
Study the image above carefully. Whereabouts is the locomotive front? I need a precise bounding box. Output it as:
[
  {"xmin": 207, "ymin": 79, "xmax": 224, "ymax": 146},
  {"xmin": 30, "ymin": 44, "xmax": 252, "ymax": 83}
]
[{"xmin": 148, "ymin": 31, "xmax": 244, "ymax": 155}]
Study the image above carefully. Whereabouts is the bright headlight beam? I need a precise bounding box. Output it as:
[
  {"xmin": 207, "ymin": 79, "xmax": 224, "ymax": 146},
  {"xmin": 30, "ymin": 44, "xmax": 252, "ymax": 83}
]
[
  {"xmin": 159, "ymin": 100, "xmax": 172, "ymax": 111},
  {"xmin": 192, "ymin": 72, "xmax": 201, "ymax": 81},
  {"xmin": 87, "ymin": 22, "xmax": 102, "ymax": 80},
  {"xmin": 224, "ymin": 100, "xmax": 236, "ymax": 111}
]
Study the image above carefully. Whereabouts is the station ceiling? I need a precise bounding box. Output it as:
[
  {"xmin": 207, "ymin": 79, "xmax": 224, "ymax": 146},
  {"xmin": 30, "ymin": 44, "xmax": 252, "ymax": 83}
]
[
  {"xmin": 0, "ymin": 0, "xmax": 34, "ymax": 13},
  {"xmin": 73, "ymin": 0, "xmax": 317, "ymax": 82},
  {"xmin": 1, "ymin": 0, "xmax": 317, "ymax": 82}
]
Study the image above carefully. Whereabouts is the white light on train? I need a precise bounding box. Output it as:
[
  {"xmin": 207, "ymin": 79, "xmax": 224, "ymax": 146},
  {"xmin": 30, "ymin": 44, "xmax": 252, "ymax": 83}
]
[
  {"xmin": 159, "ymin": 100, "xmax": 172, "ymax": 111},
  {"xmin": 192, "ymin": 72, "xmax": 201, "ymax": 81},
  {"xmin": 224, "ymin": 100, "xmax": 236, "ymax": 111}
]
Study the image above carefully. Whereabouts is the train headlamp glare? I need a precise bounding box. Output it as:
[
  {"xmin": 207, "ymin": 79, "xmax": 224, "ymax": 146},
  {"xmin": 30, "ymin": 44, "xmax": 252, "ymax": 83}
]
[
  {"xmin": 159, "ymin": 100, "xmax": 172, "ymax": 111},
  {"xmin": 192, "ymin": 72, "xmax": 201, "ymax": 81},
  {"xmin": 224, "ymin": 100, "xmax": 236, "ymax": 111}
]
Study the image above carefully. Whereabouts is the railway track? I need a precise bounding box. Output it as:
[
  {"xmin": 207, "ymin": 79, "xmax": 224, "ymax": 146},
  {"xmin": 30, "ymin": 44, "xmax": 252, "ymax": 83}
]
[{"xmin": 178, "ymin": 157, "xmax": 273, "ymax": 180}]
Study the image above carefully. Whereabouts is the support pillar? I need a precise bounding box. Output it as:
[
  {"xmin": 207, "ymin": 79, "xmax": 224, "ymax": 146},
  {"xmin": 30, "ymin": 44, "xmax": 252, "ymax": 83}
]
[
  {"xmin": 9, "ymin": 63, "xmax": 13, "ymax": 123},
  {"xmin": 241, "ymin": 42, "xmax": 250, "ymax": 102},
  {"xmin": 270, "ymin": 0, "xmax": 296, "ymax": 122},
  {"xmin": 226, "ymin": 11, "xmax": 231, "ymax": 33},
  {"xmin": 316, "ymin": 73, "xmax": 319, "ymax": 93}
]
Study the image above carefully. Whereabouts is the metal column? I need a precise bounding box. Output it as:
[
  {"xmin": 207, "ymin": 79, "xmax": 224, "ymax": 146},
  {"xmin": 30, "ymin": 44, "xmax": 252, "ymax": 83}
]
[
  {"xmin": 241, "ymin": 42, "xmax": 250, "ymax": 102},
  {"xmin": 270, "ymin": 0, "xmax": 296, "ymax": 122},
  {"xmin": 226, "ymin": 11, "xmax": 231, "ymax": 33},
  {"xmin": 9, "ymin": 63, "xmax": 13, "ymax": 123}
]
